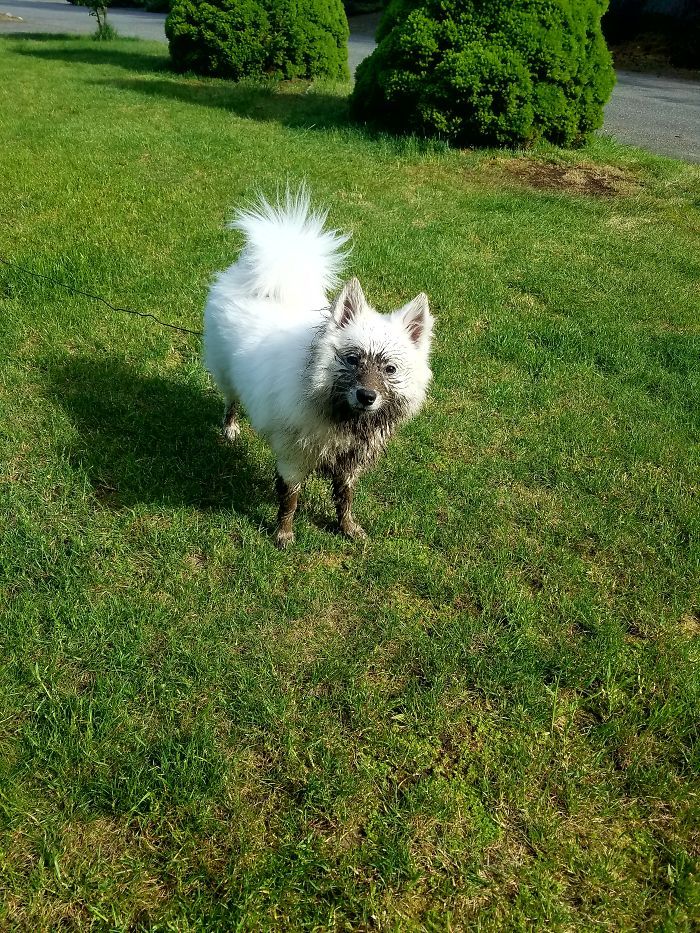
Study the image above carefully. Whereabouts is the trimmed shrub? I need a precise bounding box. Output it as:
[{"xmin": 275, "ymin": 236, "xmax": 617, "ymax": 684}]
[
  {"xmin": 166, "ymin": 0, "xmax": 350, "ymax": 81},
  {"xmin": 351, "ymin": 0, "xmax": 616, "ymax": 148}
]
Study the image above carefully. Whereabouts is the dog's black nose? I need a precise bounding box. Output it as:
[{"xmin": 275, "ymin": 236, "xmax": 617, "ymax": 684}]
[{"xmin": 356, "ymin": 387, "xmax": 377, "ymax": 407}]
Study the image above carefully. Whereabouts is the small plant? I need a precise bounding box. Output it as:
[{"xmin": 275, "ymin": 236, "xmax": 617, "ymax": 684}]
[
  {"xmin": 78, "ymin": 0, "xmax": 118, "ymax": 40},
  {"xmin": 94, "ymin": 20, "xmax": 119, "ymax": 40}
]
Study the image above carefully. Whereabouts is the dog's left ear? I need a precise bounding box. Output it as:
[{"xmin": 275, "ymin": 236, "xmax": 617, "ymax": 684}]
[
  {"xmin": 331, "ymin": 277, "xmax": 366, "ymax": 328},
  {"xmin": 393, "ymin": 293, "xmax": 433, "ymax": 352}
]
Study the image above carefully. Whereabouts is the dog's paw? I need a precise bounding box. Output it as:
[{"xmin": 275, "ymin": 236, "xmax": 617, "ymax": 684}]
[
  {"xmin": 340, "ymin": 520, "xmax": 367, "ymax": 541},
  {"xmin": 222, "ymin": 421, "xmax": 241, "ymax": 444},
  {"xmin": 274, "ymin": 529, "xmax": 295, "ymax": 550}
]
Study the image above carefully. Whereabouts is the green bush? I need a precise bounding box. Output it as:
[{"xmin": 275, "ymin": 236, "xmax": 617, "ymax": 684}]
[
  {"xmin": 166, "ymin": 0, "xmax": 350, "ymax": 81},
  {"xmin": 351, "ymin": 0, "xmax": 616, "ymax": 148}
]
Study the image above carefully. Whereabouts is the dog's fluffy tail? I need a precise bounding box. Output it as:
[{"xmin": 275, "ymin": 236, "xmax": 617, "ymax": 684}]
[{"xmin": 229, "ymin": 187, "xmax": 350, "ymax": 306}]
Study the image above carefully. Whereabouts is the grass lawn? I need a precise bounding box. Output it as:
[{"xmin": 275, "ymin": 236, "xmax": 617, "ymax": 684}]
[{"xmin": 1, "ymin": 34, "xmax": 699, "ymax": 930}]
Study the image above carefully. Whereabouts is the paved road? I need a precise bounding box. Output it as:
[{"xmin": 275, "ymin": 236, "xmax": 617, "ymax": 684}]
[
  {"xmin": 604, "ymin": 70, "xmax": 700, "ymax": 163},
  {"xmin": 2, "ymin": 0, "xmax": 699, "ymax": 162}
]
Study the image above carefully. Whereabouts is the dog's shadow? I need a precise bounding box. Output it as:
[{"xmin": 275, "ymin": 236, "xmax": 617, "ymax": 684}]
[{"xmin": 48, "ymin": 354, "xmax": 272, "ymax": 525}]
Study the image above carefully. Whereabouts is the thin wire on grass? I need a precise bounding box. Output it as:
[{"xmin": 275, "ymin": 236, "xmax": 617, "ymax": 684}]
[
  {"xmin": 0, "ymin": 255, "xmax": 204, "ymax": 337},
  {"xmin": 0, "ymin": 254, "xmax": 331, "ymax": 338}
]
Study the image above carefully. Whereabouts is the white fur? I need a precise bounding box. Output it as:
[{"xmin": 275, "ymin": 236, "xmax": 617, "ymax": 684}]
[{"xmin": 203, "ymin": 190, "xmax": 434, "ymax": 488}]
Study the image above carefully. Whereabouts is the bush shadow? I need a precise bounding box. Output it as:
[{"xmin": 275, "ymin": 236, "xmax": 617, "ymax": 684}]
[
  {"xmin": 47, "ymin": 354, "xmax": 272, "ymax": 523},
  {"xmin": 8, "ymin": 33, "xmax": 350, "ymax": 129},
  {"xmin": 99, "ymin": 75, "xmax": 350, "ymax": 129},
  {"xmin": 6, "ymin": 33, "xmax": 170, "ymax": 73}
]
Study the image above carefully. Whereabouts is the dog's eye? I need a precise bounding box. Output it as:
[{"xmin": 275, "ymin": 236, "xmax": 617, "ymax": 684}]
[
  {"xmin": 346, "ymin": 354, "xmax": 359, "ymax": 367},
  {"xmin": 385, "ymin": 364, "xmax": 397, "ymax": 375}
]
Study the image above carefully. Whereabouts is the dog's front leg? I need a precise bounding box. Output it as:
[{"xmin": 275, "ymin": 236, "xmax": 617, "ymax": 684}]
[
  {"xmin": 275, "ymin": 474, "xmax": 300, "ymax": 549},
  {"xmin": 331, "ymin": 473, "xmax": 367, "ymax": 540}
]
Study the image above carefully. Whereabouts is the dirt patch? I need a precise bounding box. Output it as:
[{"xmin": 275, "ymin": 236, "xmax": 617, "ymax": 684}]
[
  {"xmin": 503, "ymin": 159, "xmax": 637, "ymax": 198},
  {"xmin": 407, "ymin": 155, "xmax": 635, "ymax": 201}
]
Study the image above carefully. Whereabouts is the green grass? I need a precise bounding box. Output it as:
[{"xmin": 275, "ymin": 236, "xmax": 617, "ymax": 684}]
[{"xmin": 1, "ymin": 34, "xmax": 699, "ymax": 930}]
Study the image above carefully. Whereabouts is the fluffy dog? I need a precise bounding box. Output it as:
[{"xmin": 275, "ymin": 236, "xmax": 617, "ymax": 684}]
[{"xmin": 203, "ymin": 190, "xmax": 434, "ymax": 547}]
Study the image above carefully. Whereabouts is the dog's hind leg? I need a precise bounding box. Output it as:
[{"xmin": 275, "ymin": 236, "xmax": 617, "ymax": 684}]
[{"xmin": 222, "ymin": 399, "xmax": 241, "ymax": 443}]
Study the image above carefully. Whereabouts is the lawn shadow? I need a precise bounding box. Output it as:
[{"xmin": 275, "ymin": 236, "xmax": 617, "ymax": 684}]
[
  {"xmin": 47, "ymin": 354, "xmax": 272, "ymax": 524},
  {"xmin": 8, "ymin": 33, "xmax": 348, "ymax": 129},
  {"xmin": 100, "ymin": 75, "xmax": 350, "ymax": 129},
  {"xmin": 6, "ymin": 33, "xmax": 170, "ymax": 74}
]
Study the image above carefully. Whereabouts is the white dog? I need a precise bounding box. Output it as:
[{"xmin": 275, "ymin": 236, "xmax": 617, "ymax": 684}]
[{"xmin": 203, "ymin": 189, "xmax": 434, "ymax": 547}]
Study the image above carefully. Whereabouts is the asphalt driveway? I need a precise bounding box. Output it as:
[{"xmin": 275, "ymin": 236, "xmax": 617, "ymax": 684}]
[
  {"xmin": 2, "ymin": 0, "xmax": 699, "ymax": 162},
  {"xmin": 604, "ymin": 69, "xmax": 700, "ymax": 163}
]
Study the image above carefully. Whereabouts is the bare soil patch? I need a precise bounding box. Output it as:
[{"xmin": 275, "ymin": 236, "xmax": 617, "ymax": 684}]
[{"xmin": 503, "ymin": 159, "xmax": 637, "ymax": 197}]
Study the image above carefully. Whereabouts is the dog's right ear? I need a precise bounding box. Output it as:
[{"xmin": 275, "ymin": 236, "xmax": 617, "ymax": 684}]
[{"xmin": 330, "ymin": 277, "xmax": 366, "ymax": 329}]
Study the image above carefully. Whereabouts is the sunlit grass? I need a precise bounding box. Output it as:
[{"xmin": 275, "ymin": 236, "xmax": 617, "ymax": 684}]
[{"xmin": 1, "ymin": 34, "xmax": 699, "ymax": 930}]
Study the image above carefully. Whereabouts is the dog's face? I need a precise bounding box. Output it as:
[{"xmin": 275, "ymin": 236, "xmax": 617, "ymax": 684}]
[{"xmin": 312, "ymin": 278, "xmax": 434, "ymax": 425}]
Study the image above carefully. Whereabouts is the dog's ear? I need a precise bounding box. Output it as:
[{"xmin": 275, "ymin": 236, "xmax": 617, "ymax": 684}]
[
  {"xmin": 330, "ymin": 277, "xmax": 366, "ymax": 329},
  {"xmin": 393, "ymin": 293, "xmax": 433, "ymax": 352}
]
